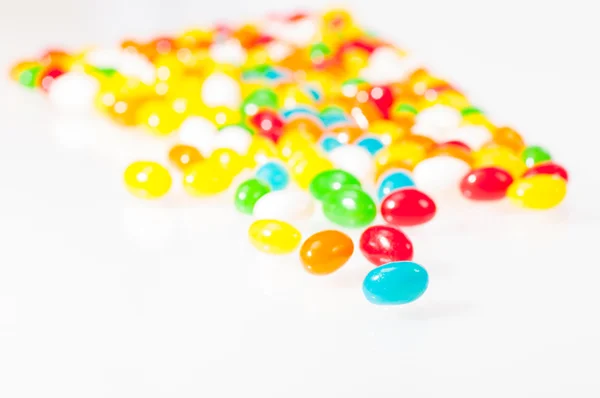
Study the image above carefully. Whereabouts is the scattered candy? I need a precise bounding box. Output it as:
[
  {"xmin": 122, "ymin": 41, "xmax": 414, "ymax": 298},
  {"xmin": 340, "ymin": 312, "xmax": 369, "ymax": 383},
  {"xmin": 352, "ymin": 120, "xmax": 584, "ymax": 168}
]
[
  {"xmin": 13, "ymin": 8, "xmax": 569, "ymax": 306},
  {"xmin": 363, "ymin": 261, "xmax": 429, "ymax": 305},
  {"xmin": 300, "ymin": 230, "xmax": 354, "ymax": 275}
]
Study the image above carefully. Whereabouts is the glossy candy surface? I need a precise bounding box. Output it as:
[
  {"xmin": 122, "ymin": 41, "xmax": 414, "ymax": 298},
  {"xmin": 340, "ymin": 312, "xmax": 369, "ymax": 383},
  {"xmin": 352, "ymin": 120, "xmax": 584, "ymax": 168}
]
[
  {"xmin": 412, "ymin": 156, "xmax": 470, "ymax": 196},
  {"xmin": 507, "ymin": 175, "xmax": 567, "ymax": 209},
  {"xmin": 300, "ymin": 230, "xmax": 354, "ymax": 275},
  {"xmin": 521, "ymin": 145, "xmax": 552, "ymax": 167},
  {"xmin": 234, "ymin": 178, "xmax": 271, "ymax": 214},
  {"xmin": 309, "ymin": 169, "xmax": 361, "ymax": 200},
  {"xmin": 255, "ymin": 161, "xmax": 290, "ymax": 190},
  {"xmin": 363, "ymin": 261, "xmax": 429, "ymax": 305},
  {"xmin": 522, "ymin": 162, "xmax": 568, "ymax": 181},
  {"xmin": 124, "ymin": 161, "xmax": 172, "ymax": 199},
  {"xmin": 248, "ymin": 219, "xmax": 302, "ymax": 254},
  {"xmin": 360, "ymin": 225, "xmax": 414, "ymax": 266},
  {"xmin": 168, "ymin": 144, "xmax": 203, "ymax": 171},
  {"xmin": 460, "ymin": 167, "xmax": 514, "ymax": 201},
  {"xmin": 377, "ymin": 170, "xmax": 415, "ymax": 201},
  {"xmin": 253, "ymin": 190, "xmax": 315, "ymax": 221},
  {"xmin": 381, "ymin": 188, "xmax": 436, "ymax": 226},
  {"xmin": 322, "ymin": 187, "xmax": 376, "ymax": 228}
]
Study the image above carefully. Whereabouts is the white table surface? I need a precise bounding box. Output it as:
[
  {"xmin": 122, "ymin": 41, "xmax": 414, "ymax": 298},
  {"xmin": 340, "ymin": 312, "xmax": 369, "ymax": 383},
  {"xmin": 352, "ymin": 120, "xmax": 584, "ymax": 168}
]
[{"xmin": 1, "ymin": 0, "xmax": 600, "ymax": 396}]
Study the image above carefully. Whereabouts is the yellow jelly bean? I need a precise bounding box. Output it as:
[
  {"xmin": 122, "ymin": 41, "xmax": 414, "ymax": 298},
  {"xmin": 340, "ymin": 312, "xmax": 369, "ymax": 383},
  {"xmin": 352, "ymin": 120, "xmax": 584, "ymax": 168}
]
[
  {"xmin": 277, "ymin": 131, "xmax": 315, "ymax": 161},
  {"xmin": 507, "ymin": 175, "xmax": 567, "ymax": 210},
  {"xmin": 135, "ymin": 100, "xmax": 183, "ymax": 135},
  {"xmin": 434, "ymin": 90, "xmax": 470, "ymax": 109},
  {"xmin": 374, "ymin": 141, "xmax": 427, "ymax": 178},
  {"xmin": 183, "ymin": 162, "xmax": 233, "ymax": 196},
  {"xmin": 290, "ymin": 154, "xmax": 333, "ymax": 189},
  {"xmin": 124, "ymin": 161, "xmax": 172, "ymax": 199},
  {"xmin": 248, "ymin": 219, "xmax": 302, "ymax": 254},
  {"xmin": 207, "ymin": 106, "xmax": 241, "ymax": 128},
  {"xmin": 208, "ymin": 148, "xmax": 246, "ymax": 175},
  {"xmin": 474, "ymin": 146, "xmax": 526, "ymax": 178},
  {"xmin": 368, "ymin": 120, "xmax": 408, "ymax": 146},
  {"xmin": 246, "ymin": 136, "xmax": 278, "ymax": 167},
  {"xmin": 461, "ymin": 112, "xmax": 496, "ymax": 132}
]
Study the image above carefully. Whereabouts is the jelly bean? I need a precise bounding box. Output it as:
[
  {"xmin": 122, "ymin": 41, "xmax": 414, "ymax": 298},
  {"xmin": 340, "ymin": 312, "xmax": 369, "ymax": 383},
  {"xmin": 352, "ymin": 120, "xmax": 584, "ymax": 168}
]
[
  {"xmin": 309, "ymin": 169, "xmax": 362, "ymax": 200},
  {"xmin": 356, "ymin": 136, "xmax": 385, "ymax": 155},
  {"xmin": 213, "ymin": 125, "xmax": 252, "ymax": 155},
  {"xmin": 183, "ymin": 162, "xmax": 234, "ymax": 196},
  {"xmin": 124, "ymin": 161, "xmax": 172, "ymax": 199},
  {"xmin": 490, "ymin": 127, "xmax": 525, "ymax": 153},
  {"xmin": 359, "ymin": 225, "xmax": 414, "ymax": 266},
  {"xmin": 290, "ymin": 154, "xmax": 333, "ymax": 189},
  {"xmin": 248, "ymin": 219, "xmax": 301, "ymax": 254},
  {"xmin": 374, "ymin": 141, "xmax": 427, "ymax": 178},
  {"xmin": 328, "ymin": 125, "xmax": 363, "ymax": 144},
  {"xmin": 412, "ymin": 156, "xmax": 470, "ymax": 195},
  {"xmin": 40, "ymin": 67, "xmax": 65, "ymax": 92},
  {"xmin": 253, "ymin": 191, "xmax": 315, "ymax": 221},
  {"xmin": 322, "ymin": 187, "xmax": 376, "ymax": 228},
  {"xmin": 242, "ymin": 88, "xmax": 279, "ymax": 116},
  {"xmin": 474, "ymin": 146, "xmax": 526, "ymax": 178},
  {"xmin": 380, "ymin": 188, "xmax": 436, "ymax": 226},
  {"xmin": 234, "ymin": 178, "xmax": 271, "ymax": 215},
  {"xmin": 402, "ymin": 134, "xmax": 437, "ymax": 152},
  {"xmin": 328, "ymin": 145, "xmax": 375, "ymax": 183},
  {"xmin": 522, "ymin": 162, "xmax": 568, "ymax": 181},
  {"xmin": 283, "ymin": 117, "xmax": 324, "ymax": 142},
  {"xmin": 429, "ymin": 141, "xmax": 473, "ymax": 165},
  {"xmin": 277, "ymin": 130, "xmax": 315, "ymax": 161},
  {"xmin": 507, "ymin": 175, "xmax": 567, "ymax": 210},
  {"xmin": 363, "ymin": 261, "xmax": 429, "ymax": 305},
  {"xmin": 300, "ymin": 230, "xmax": 354, "ymax": 275},
  {"xmin": 446, "ymin": 125, "xmax": 492, "ymax": 150},
  {"xmin": 320, "ymin": 135, "xmax": 343, "ymax": 152},
  {"xmin": 136, "ymin": 100, "xmax": 182, "ymax": 135},
  {"xmin": 250, "ymin": 109, "xmax": 284, "ymax": 142},
  {"xmin": 460, "ymin": 167, "xmax": 514, "ymax": 201},
  {"xmin": 368, "ymin": 120, "xmax": 408, "ymax": 145},
  {"xmin": 48, "ymin": 72, "xmax": 100, "ymax": 113},
  {"xmin": 178, "ymin": 116, "xmax": 218, "ymax": 156},
  {"xmin": 377, "ymin": 170, "xmax": 415, "ymax": 201},
  {"xmin": 412, "ymin": 104, "xmax": 461, "ymax": 141},
  {"xmin": 256, "ymin": 161, "xmax": 290, "ymax": 190},
  {"xmin": 369, "ymin": 85, "xmax": 394, "ymax": 118},
  {"xmin": 168, "ymin": 144, "xmax": 203, "ymax": 171},
  {"xmin": 208, "ymin": 148, "xmax": 246, "ymax": 175},
  {"xmin": 246, "ymin": 136, "xmax": 278, "ymax": 167},
  {"xmin": 17, "ymin": 64, "xmax": 42, "ymax": 88},
  {"xmin": 208, "ymin": 106, "xmax": 242, "ymax": 129},
  {"xmin": 201, "ymin": 72, "xmax": 241, "ymax": 108},
  {"xmin": 521, "ymin": 145, "xmax": 552, "ymax": 168}
]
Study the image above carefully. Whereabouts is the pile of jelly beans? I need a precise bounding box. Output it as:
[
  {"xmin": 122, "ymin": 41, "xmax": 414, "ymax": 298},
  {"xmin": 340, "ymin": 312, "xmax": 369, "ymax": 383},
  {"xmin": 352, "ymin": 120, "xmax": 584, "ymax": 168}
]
[{"xmin": 12, "ymin": 9, "xmax": 568, "ymax": 306}]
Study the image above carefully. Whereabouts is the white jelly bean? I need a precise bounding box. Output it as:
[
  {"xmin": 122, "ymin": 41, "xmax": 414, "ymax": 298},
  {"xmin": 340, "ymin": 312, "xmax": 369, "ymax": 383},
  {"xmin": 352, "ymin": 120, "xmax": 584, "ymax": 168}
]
[
  {"xmin": 412, "ymin": 156, "xmax": 471, "ymax": 196},
  {"xmin": 446, "ymin": 125, "xmax": 493, "ymax": 150},
  {"xmin": 178, "ymin": 116, "xmax": 217, "ymax": 156},
  {"xmin": 328, "ymin": 145, "xmax": 375, "ymax": 183},
  {"xmin": 253, "ymin": 191, "xmax": 315, "ymax": 222},
  {"xmin": 360, "ymin": 47, "xmax": 421, "ymax": 85},
  {"xmin": 201, "ymin": 72, "xmax": 241, "ymax": 108},
  {"xmin": 209, "ymin": 39, "xmax": 246, "ymax": 66},
  {"xmin": 213, "ymin": 125, "xmax": 252, "ymax": 155},
  {"xmin": 48, "ymin": 72, "xmax": 99, "ymax": 113}
]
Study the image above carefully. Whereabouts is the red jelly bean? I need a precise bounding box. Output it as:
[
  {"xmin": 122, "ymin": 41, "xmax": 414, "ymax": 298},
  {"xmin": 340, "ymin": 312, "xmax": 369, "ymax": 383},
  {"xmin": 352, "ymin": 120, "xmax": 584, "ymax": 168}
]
[
  {"xmin": 460, "ymin": 167, "xmax": 514, "ymax": 201},
  {"xmin": 522, "ymin": 162, "xmax": 568, "ymax": 182},
  {"xmin": 380, "ymin": 188, "xmax": 436, "ymax": 226},
  {"xmin": 250, "ymin": 110, "xmax": 284, "ymax": 143},
  {"xmin": 360, "ymin": 225, "xmax": 414, "ymax": 266},
  {"xmin": 40, "ymin": 67, "xmax": 65, "ymax": 92},
  {"xmin": 369, "ymin": 85, "xmax": 394, "ymax": 118},
  {"xmin": 439, "ymin": 140, "xmax": 471, "ymax": 151}
]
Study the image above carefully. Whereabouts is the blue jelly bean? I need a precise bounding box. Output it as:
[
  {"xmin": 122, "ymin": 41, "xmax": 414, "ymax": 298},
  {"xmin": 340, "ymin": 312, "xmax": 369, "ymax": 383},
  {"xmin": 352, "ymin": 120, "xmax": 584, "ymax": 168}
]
[
  {"xmin": 357, "ymin": 136, "xmax": 385, "ymax": 155},
  {"xmin": 377, "ymin": 170, "xmax": 415, "ymax": 201},
  {"xmin": 363, "ymin": 261, "xmax": 429, "ymax": 305},
  {"xmin": 256, "ymin": 161, "xmax": 289, "ymax": 191},
  {"xmin": 320, "ymin": 136, "xmax": 343, "ymax": 153}
]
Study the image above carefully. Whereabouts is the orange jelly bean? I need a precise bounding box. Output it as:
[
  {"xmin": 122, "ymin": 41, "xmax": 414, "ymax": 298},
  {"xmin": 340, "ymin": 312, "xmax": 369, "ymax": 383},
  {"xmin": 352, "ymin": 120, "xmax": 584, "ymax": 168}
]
[
  {"xmin": 490, "ymin": 126, "xmax": 526, "ymax": 153},
  {"xmin": 402, "ymin": 134, "xmax": 437, "ymax": 152},
  {"xmin": 300, "ymin": 230, "xmax": 354, "ymax": 275},
  {"xmin": 168, "ymin": 144, "xmax": 203, "ymax": 171},
  {"xmin": 428, "ymin": 142, "xmax": 474, "ymax": 165}
]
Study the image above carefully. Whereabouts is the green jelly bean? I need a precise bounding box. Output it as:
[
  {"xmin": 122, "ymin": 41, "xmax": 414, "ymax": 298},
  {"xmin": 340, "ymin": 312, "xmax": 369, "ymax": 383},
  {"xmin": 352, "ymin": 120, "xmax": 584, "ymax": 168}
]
[
  {"xmin": 461, "ymin": 106, "xmax": 483, "ymax": 117},
  {"xmin": 18, "ymin": 65, "xmax": 42, "ymax": 88},
  {"xmin": 309, "ymin": 169, "xmax": 361, "ymax": 201},
  {"xmin": 322, "ymin": 187, "xmax": 376, "ymax": 228},
  {"xmin": 234, "ymin": 178, "xmax": 271, "ymax": 215},
  {"xmin": 242, "ymin": 88, "xmax": 279, "ymax": 115},
  {"xmin": 521, "ymin": 145, "xmax": 552, "ymax": 168}
]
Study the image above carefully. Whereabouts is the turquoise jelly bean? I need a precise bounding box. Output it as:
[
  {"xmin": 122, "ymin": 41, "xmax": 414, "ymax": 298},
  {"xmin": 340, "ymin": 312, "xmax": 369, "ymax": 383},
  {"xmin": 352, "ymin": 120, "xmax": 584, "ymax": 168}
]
[
  {"xmin": 256, "ymin": 161, "xmax": 290, "ymax": 191},
  {"xmin": 320, "ymin": 136, "xmax": 343, "ymax": 152},
  {"xmin": 377, "ymin": 170, "xmax": 415, "ymax": 201},
  {"xmin": 363, "ymin": 261, "xmax": 429, "ymax": 305},
  {"xmin": 357, "ymin": 136, "xmax": 385, "ymax": 155}
]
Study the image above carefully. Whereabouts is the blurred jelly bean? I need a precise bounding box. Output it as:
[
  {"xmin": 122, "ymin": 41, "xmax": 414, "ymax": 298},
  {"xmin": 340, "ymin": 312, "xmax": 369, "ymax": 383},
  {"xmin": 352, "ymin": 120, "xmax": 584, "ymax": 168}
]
[
  {"xmin": 242, "ymin": 88, "xmax": 279, "ymax": 116},
  {"xmin": 256, "ymin": 161, "xmax": 289, "ymax": 190},
  {"xmin": 178, "ymin": 116, "xmax": 218, "ymax": 156},
  {"xmin": 412, "ymin": 156, "xmax": 470, "ymax": 195},
  {"xmin": 124, "ymin": 161, "xmax": 172, "ymax": 199},
  {"xmin": 507, "ymin": 175, "xmax": 567, "ymax": 210},
  {"xmin": 447, "ymin": 125, "xmax": 492, "ymax": 150},
  {"xmin": 300, "ymin": 230, "xmax": 354, "ymax": 275},
  {"xmin": 412, "ymin": 104, "xmax": 461, "ymax": 142},
  {"xmin": 328, "ymin": 144, "xmax": 375, "ymax": 183},
  {"xmin": 246, "ymin": 136, "xmax": 278, "ymax": 167},
  {"xmin": 474, "ymin": 146, "xmax": 526, "ymax": 178},
  {"xmin": 208, "ymin": 148, "xmax": 246, "ymax": 175},
  {"xmin": 522, "ymin": 162, "xmax": 568, "ymax": 181},
  {"xmin": 460, "ymin": 167, "xmax": 514, "ymax": 201},
  {"xmin": 248, "ymin": 219, "xmax": 301, "ymax": 255},
  {"xmin": 201, "ymin": 72, "xmax": 241, "ymax": 108},
  {"xmin": 320, "ymin": 135, "xmax": 343, "ymax": 152},
  {"xmin": 309, "ymin": 169, "xmax": 362, "ymax": 200},
  {"xmin": 183, "ymin": 162, "xmax": 234, "ymax": 196},
  {"xmin": 521, "ymin": 145, "xmax": 552, "ymax": 167},
  {"xmin": 377, "ymin": 170, "xmax": 415, "ymax": 201},
  {"xmin": 40, "ymin": 67, "xmax": 65, "ymax": 92},
  {"xmin": 374, "ymin": 141, "xmax": 427, "ymax": 178},
  {"xmin": 168, "ymin": 144, "xmax": 203, "ymax": 171},
  {"xmin": 290, "ymin": 154, "xmax": 333, "ymax": 189},
  {"xmin": 491, "ymin": 127, "xmax": 525, "ymax": 153},
  {"xmin": 359, "ymin": 225, "xmax": 414, "ymax": 266},
  {"xmin": 363, "ymin": 261, "xmax": 429, "ymax": 305},
  {"xmin": 136, "ymin": 100, "xmax": 182, "ymax": 135},
  {"xmin": 322, "ymin": 187, "xmax": 376, "ymax": 228},
  {"xmin": 214, "ymin": 125, "xmax": 252, "ymax": 155},
  {"xmin": 380, "ymin": 188, "xmax": 436, "ymax": 226},
  {"xmin": 250, "ymin": 109, "xmax": 284, "ymax": 142},
  {"xmin": 253, "ymin": 191, "xmax": 315, "ymax": 222},
  {"xmin": 16, "ymin": 64, "xmax": 42, "ymax": 88},
  {"xmin": 356, "ymin": 136, "xmax": 385, "ymax": 155},
  {"xmin": 234, "ymin": 178, "xmax": 271, "ymax": 215},
  {"xmin": 369, "ymin": 120, "xmax": 408, "ymax": 146},
  {"xmin": 48, "ymin": 72, "xmax": 99, "ymax": 113}
]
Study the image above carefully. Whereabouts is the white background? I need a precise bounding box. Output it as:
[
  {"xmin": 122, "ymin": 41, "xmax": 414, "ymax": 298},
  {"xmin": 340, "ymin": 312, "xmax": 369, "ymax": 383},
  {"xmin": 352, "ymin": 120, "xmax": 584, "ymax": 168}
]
[{"xmin": 1, "ymin": 0, "xmax": 600, "ymax": 397}]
